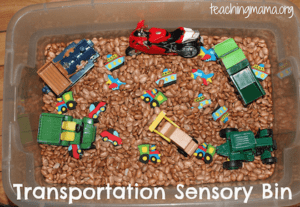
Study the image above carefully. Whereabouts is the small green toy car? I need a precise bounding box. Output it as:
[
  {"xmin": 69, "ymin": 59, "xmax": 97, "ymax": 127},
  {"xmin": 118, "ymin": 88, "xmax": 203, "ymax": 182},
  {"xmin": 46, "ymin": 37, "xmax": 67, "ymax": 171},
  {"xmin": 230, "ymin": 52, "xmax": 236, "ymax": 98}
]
[{"xmin": 216, "ymin": 128, "xmax": 277, "ymax": 170}]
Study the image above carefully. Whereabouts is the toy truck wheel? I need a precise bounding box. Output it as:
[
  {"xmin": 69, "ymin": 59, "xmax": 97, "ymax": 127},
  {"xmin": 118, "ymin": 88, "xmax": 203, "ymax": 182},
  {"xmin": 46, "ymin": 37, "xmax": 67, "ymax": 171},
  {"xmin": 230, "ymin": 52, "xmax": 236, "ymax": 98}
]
[
  {"xmin": 61, "ymin": 106, "xmax": 68, "ymax": 114},
  {"xmin": 177, "ymin": 148, "xmax": 188, "ymax": 157},
  {"xmin": 67, "ymin": 101, "xmax": 77, "ymax": 110},
  {"xmin": 93, "ymin": 118, "xmax": 99, "ymax": 123},
  {"xmin": 266, "ymin": 129, "xmax": 273, "ymax": 137},
  {"xmin": 150, "ymin": 99, "xmax": 159, "ymax": 108},
  {"xmin": 113, "ymin": 141, "xmax": 118, "ymax": 146},
  {"xmin": 192, "ymin": 138, "xmax": 198, "ymax": 144},
  {"xmin": 126, "ymin": 47, "xmax": 138, "ymax": 56},
  {"xmin": 102, "ymin": 136, "xmax": 108, "ymax": 142},
  {"xmin": 179, "ymin": 45, "xmax": 199, "ymax": 58},
  {"xmin": 262, "ymin": 157, "xmax": 277, "ymax": 165},
  {"xmin": 272, "ymin": 140, "xmax": 277, "ymax": 150},
  {"xmin": 196, "ymin": 152, "xmax": 204, "ymax": 160},
  {"xmin": 219, "ymin": 128, "xmax": 238, "ymax": 138},
  {"xmin": 139, "ymin": 154, "xmax": 149, "ymax": 164},
  {"xmin": 151, "ymin": 156, "xmax": 158, "ymax": 164},
  {"xmin": 204, "ymin": 153, "xmax": 213, "ymax": 164},
  {"xmin": 223, "ymin": 160, "xmax": 243, "ymax": 170},
  {"xmin": 144, "ymin": 97, "xmax": 151, "ymax": 103},
  {"xmin": 100, "ymin": 106, "xmax": 106, "ymax": 112}
]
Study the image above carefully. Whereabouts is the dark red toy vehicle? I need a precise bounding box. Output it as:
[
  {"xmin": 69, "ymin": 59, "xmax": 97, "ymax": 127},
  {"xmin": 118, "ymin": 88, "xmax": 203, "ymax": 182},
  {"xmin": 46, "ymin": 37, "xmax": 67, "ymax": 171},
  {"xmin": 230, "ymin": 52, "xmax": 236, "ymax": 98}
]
[
  {"xmin": 126, "ymin": 20, "xmax": 202, "ymax": 58},
  {"xmin": 100, "ymin": 129, "xmax": 122, "ymax": 146}
]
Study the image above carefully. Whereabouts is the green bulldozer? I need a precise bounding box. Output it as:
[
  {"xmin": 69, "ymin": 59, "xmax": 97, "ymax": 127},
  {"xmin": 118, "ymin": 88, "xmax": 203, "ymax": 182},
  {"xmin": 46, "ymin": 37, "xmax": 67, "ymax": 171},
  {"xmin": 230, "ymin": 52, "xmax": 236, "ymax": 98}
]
[{"xmin": 216, "ymin": 128, "xmax": 277, "ymax": 170}]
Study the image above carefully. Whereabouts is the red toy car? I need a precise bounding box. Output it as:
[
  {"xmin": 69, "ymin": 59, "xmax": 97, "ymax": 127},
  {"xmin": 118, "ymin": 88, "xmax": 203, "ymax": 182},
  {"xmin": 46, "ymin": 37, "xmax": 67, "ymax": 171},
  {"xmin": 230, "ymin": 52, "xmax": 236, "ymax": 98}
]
[
  {"xmin": 126, "ymin": 20, "xmax": 202, "ymax": 58},
  {"xmin": 88, "ymin": 102, "xmax": 107, "ymax": 123},
  {"xmin": 100, "ymin": 129, "xmax": 122, "ymax": 146}
]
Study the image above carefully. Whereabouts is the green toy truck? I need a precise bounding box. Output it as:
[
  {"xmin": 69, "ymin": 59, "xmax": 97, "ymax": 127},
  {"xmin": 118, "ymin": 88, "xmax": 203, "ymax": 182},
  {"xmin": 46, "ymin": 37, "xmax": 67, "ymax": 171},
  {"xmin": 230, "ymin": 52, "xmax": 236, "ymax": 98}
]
[
  {"xmin": 216, "ymin": 128, "xmax": 277, "ymax": 170},
  {"xmin": 213, "ymin": 38, "xmax": 265, "ymax": 105},
  {"xmin": 37, "ymin": 113, "xmax": 96, "ymax": 159}
]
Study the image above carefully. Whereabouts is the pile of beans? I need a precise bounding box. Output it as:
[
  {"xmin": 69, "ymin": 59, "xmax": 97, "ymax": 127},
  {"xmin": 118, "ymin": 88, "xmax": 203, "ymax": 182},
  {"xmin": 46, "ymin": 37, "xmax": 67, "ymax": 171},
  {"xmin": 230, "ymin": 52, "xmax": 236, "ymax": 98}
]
[{"xmin": 40, "ymin": 35, "xmax": 275, "ymax": 186}]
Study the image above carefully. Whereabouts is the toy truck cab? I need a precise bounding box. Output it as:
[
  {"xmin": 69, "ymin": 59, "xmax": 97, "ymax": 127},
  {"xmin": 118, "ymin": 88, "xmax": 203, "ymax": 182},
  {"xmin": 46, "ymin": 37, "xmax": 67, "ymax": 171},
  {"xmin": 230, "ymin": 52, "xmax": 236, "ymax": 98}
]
[
  {"xmin": 213, "ymin": 38, "xmax": 265, "ymax": 105},
  {"xmin": 149, "ymin": 111, "xmax": 198, "ymax": 156}
]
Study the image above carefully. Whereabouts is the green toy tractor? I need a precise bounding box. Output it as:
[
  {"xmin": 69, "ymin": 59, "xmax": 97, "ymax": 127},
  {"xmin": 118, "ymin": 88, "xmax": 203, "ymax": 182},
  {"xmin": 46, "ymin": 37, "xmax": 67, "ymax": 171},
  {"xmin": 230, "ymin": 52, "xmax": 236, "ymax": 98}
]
[{"xmin": 216, "ymin": 128, "xmax": 277, "ymax": 170}]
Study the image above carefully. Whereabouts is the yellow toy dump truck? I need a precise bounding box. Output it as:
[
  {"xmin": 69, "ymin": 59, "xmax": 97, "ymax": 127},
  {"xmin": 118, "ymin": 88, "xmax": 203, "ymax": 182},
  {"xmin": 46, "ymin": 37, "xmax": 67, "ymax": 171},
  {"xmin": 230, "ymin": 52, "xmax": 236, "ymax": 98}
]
[{"xmin": 149, "ymin": 111, "xmax": 198, "ymax": 157}]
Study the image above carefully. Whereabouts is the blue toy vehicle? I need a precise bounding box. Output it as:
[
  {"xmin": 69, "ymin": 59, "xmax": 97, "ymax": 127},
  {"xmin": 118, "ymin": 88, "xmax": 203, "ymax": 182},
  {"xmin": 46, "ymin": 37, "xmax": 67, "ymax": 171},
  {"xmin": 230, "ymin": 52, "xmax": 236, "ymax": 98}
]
[
  {"xmin": 192, "ymin": 93, "xmax": 211, "ymax": 109},
  {"xmin": 38, "ymin": 39, "xmax": 99, "ymax": 96},
  {"xmin": 105, "ymin": 54, "xmax": 125, "ymax": 71},
  {"xmin": 155, "ymin": 69, "xmax": 177, "ymax": 87},
  {"xmin": 106, "ymin": 75, "xmax": 126, "ymax": 90},
  {"xmin": 212, "ymin": 106, "xmax": 229, "ymax": 123}
]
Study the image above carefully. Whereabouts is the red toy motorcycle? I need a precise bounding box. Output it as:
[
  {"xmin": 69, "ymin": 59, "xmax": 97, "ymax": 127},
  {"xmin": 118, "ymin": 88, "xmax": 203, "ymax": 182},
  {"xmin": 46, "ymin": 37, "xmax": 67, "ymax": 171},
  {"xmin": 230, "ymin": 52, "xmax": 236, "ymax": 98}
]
[{"xmin": 126, "ymin": 20, "xmax": 202, "ymax": 58}]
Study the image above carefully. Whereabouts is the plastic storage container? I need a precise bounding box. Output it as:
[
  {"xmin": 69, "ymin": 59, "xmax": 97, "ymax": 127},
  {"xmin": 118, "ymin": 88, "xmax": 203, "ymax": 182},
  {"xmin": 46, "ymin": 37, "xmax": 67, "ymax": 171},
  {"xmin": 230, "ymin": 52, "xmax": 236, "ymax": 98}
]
[{"xmin": 3, "ymin": 0, "xmax": 300, "ymax": 206}]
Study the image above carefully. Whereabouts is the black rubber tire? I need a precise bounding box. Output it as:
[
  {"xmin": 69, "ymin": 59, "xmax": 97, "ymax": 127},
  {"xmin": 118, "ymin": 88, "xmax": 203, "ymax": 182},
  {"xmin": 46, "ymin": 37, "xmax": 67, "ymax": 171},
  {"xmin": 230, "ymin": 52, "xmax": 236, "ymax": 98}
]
[
  {"xmin": 102, "ymin": 136, "xmax": 109, "ymax": 142},
  {"xmin": 204, "ymin": 153, "xmax": 213, "ymax": 164},
  {"xmin": 93, "ymin": 118, "xmax": 99, "ymax": 123},
  {"xmin": 179, "ymin": 45, "xmax": 199, "ymax": 58},
  {"xmin": 219, "ymin": 128, "xmax": 238, "ymax": 138},
  {"xmin": 192, "ymin": 138, "xmax": 198, "ymax": 144},
  {"xmin": 151, "ymin": 156, "xmax": 157, "ymax": 164},
  {"xmin": 144, "ymin": 97, "xmax": 151, "ymax": 104},
  {"xmin": 150, "ymin": 99, "xmax": 160, "ymax": 108},
  {"xmin": 139, "ymin": 154, "xmax": 149, "ymax": 164},
  {"xmin": 262, "ymin": 157, "xmax": 277, "ymax": 165},
  {"xmin": 223, "ymin": 160, "xmax": 243, "ymax": 170},
  {"xmin": 266, "ymin": 129, "xmax": 273, "ymax": 137},
  {"xmin": 177, "ymin": 148, "xmax": 188, "ymax": 157},
  {"xmin": 61, "ymin": 106, "xmax": 68, "ymax": 114},
  {"xmin": 100, "ymin": 106, "xmax": 106, "ymax": 112},
  {"xmin": 67, "ymin": 101, "xmax": 77, "ymax": 110},
  {"xmin": 126, "ymin": 47, "xmax": 138, "ymax": 56},
  {"xmin": 272, "ymin": 140, "xmax": 277, "ymax": 150},
  {"xmin": 196, "ymin": 152, "xmax": 204, "ymax": 160}
]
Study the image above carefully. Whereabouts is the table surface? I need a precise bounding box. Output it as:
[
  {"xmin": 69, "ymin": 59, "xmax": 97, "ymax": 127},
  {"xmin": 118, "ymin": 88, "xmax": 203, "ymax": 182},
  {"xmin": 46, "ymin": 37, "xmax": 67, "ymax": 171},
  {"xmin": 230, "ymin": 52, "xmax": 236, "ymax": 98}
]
[{"xmin": 1, "ymin": 0, "xmax": 300, "ymax": 206}]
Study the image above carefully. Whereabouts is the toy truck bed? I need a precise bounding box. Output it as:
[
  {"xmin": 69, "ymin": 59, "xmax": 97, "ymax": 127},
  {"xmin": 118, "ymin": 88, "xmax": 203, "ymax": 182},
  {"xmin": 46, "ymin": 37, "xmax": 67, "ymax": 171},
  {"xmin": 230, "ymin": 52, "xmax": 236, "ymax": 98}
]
[
  {"xmin": 231, "ymin": 131, "xmax": 256, "ymax": 151},
  {"xmin": 37, "ymin": 113, "xmax": 66, "ymax": 145},
  {"xmin": 38, "ymin": 61, "xmax": 72, "ymax": 95},
  {"xmin": 159, "ymin": 122, "xmax": 198, "ymax": 156}
]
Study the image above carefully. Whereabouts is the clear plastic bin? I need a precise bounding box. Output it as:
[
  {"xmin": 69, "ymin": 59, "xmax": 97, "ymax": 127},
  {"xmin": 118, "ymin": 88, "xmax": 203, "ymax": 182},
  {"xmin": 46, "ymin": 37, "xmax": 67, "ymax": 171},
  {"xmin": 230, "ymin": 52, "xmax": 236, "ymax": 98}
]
[{"xmin": 2, "ymin": 0, "xmax": 300, "ymax": 206}]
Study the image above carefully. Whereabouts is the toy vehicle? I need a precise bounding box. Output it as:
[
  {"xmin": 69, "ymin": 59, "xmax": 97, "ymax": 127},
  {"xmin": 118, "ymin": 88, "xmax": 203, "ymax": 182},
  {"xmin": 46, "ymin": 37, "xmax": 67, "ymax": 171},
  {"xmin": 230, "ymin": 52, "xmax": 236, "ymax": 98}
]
[
  {"xmin": 213, "ymin": 38, "xmax": 265, "ymax": 105},
  {"xmin": 106, "ymin": 74, "xmax": 126, "ymax": 90},
  {"xmin": 38, "ymin": 39, "xmax": 99, "ymax": 96},
  {"xmin": 252, "ymin": 64, "xmax": 268, "ymax": 81},
  {"xmin": 212, "ymin": 106, "xmax": 229, "ymax": 124},
  {"xmin": 277, "ymin": 59, "xmax": 292, "ymax": 79},
  {"xmin": 37, "ymin": 113, "xmax": 96, "ymax": 159},
  {"xmin": 105, "ymin": 54, "xmax": 125, "ymax": 71},
  {"xmin": 126, "ymin": 20, "xmax": 202, "ymax": 58},
  {"xmin": 88, "ymin": 102, "xmax": 107, "ymax": 123},
  {"xmin": 149, "ymin": 111, "xmax": 198, "ymax": 156},
  {"xmin": 192, "ymin": 93, "xmax": 211, "ymax": 109},
  {"xmin": 155, "ymin": 69, "xmax": 177, "ymax": 87},
  {"xmin": 216, "ymin": 128, "xmax": 277, "ymax": 170},
  {"xmin": 140, "ymin": 89, "xmax": 167, "ymax": 108},
  {"xmin": 100, "ymin": 129, "xmax": 122, "ymax": 146},
  {"xmin": 191, "ymin": 69, "xmax": 214, "ymax": 86},
  {"xmin": 138, "ymin": 144, "xmax": 161, "ymax": 164},
  {"xmin": 68, "ymin": 144, "xmax": 83, "ymax": 159},
  {"xmin": 56, "ymin": 91, "xmax": 77, "ymax": 114},
  {"xmin": 199, "ymin": 46, "xmax": 217, "ymax": 62},
  {"xmin": 193, "ymin": 143, "xmax": 216, "ymax": 164}
]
